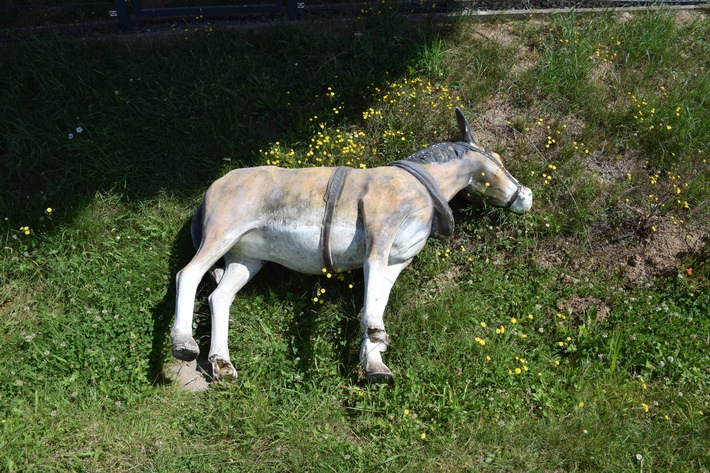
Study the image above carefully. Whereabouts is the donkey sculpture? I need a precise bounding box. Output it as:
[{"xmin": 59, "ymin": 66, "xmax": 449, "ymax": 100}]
[{"xmin": 171, "ymin": 108, "xmax": 532, "ymax": 383}]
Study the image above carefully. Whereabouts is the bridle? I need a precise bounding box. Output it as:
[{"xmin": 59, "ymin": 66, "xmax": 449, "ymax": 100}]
[{"xmin": 459, "ymin": 142, "xmax": 522, "ymax": 210}]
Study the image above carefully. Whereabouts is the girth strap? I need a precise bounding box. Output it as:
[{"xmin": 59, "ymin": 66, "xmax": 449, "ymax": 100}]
[
  {"xmin": 320, "ymin": 166, "xmax": 351, "ymax": 273},
  {"xmin": 388, "ymin": 160, "xmax": 455, "ymax": 237}
]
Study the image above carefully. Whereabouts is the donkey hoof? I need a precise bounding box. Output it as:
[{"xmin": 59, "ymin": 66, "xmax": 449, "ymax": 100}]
[
  {"xmin": 365, "ymin": 362, "xmax": 394, "ymax": 384},
  {"xmin": 209, "ymin": 355, "xmax": 238, "ymax": 381},
  {"xmin": 171, "ymin": 335, "xmax": 200, "ymax": 361}
]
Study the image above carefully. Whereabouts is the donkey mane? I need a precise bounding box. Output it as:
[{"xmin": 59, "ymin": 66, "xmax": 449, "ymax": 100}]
[{"xmin": 405, "ymin": 142, "xmax": 471, "ymax": 164}]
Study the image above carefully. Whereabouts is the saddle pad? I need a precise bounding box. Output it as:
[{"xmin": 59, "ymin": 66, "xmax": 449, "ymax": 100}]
[
  {"xmin": 387, "ymin": 160, "xmax": 455, "ymax": 238},
  {"xmin": 320, "ymin": 166, "xmax": 351, "ymax": 273}
]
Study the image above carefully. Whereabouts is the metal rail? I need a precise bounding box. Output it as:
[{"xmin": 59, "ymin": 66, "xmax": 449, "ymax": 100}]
[
  {"xmin": 1, "ymin": 0, "xmax": 707, "ymax": 35},
  {"xmin": 1, "ymin": 0, "xmax": 107, "ymax": 6},
  {"xmin": 113, "ymin": 0, "xmax": 300, "ymax": 32}
]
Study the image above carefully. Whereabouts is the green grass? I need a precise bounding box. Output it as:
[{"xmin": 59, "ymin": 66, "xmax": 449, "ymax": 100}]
[{"xmin": 1, "ymin": 8, "xmax": 709, "ymax": 472}]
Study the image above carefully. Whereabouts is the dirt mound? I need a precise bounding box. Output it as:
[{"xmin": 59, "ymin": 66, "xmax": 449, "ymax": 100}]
[
  {"xmin": 624, "ymin": 219, "xmax": 703, "ymax": 286},
  {"xmin": 559, "ymin": 295, "xmax": 611, "ymax": 325}
]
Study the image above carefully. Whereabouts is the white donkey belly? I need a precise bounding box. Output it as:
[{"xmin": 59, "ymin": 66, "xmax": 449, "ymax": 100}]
[
  {"xmin": 232, "ymin": 218, "xmax": 431, "ymax": 275},
  {"xmin": 233, "ymin": 224, "xmax": 363, "ymax": 274}
]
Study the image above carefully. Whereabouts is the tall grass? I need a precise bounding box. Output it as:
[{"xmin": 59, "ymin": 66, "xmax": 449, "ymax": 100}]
[{"xmin": 1, "ymin": 8, "xmax": 708, "ymax": 471}]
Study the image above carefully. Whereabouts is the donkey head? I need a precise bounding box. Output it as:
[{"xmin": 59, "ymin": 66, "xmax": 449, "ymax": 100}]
[{"xmin": 455, "ymin": 108, "xmax": 532, "ymax": 214}]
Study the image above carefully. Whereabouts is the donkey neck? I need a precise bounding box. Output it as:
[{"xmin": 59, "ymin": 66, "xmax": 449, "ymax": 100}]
[{"xmin": 420, "ymin": 159, "xmax": 479, "ymax": 201}]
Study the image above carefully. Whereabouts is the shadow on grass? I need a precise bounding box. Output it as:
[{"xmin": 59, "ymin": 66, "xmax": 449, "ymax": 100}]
[
  {"xmin": 147, "ymin": 214, "xmax": 192, "ymax": 384},
  {"xmin": 0, "ymin": 14, "xmax": 456, "ymax": 223}
]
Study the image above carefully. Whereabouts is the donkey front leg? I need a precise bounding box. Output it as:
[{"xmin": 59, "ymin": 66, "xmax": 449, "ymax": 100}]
[
  {"xmin": 206, "ymin": 255, "xmax": 263, "ymax": 381},
  {"xmin": 360, "ymin": 259, "xmax": 410, "ymax": 383}
]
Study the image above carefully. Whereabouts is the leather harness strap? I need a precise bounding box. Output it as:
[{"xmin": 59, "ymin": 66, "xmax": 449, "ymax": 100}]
[
  {"xmin": 320, "ymin": 166, "xmax": 351, "ymax": 273},
  {"xmin": 387, "ymin": 160, "xmax": 455, "ymax": 238}
]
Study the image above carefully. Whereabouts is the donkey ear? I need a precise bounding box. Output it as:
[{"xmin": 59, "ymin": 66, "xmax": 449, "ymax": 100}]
[{"xmin": 455, "ymin": 107, "xmax": 478, "ymax": 146}]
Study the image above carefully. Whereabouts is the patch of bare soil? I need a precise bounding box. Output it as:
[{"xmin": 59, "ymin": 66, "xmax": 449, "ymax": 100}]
[
  {"xmin": 621, "ymin": 219, "xmax": 704, "ymax": 286},
  {"xmin": 552, "ymin": 214, "xmax": 707, "ymax": 290},
  {"xmin": 559, "ymin": 295, "xmax": 611, "ymax": 324},
  {"xmin": 476, "ymin": 97, "xmax": 515, "ymax": 148},
  {"xmin": 585, "ymin": 148, "xmax": 636, "ymax": 185},
  {"xmin": 532, "ymin": 219, "xmax": 705, "ymax": 328},
  {"xmin": 534, "ymin": 242, "xmax": 565, "ymax": 271},
  {"xmin": 472, "ymin": 20, "xmax": 540, "ymax": 79}
]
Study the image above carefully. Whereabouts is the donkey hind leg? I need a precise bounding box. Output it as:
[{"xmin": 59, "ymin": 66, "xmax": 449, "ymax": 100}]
[
  {"xmin": 207, "ymin": 254, "xmax": 263, "ymax": 381},
  {"xmin": 171, "ymin": 234, "xmax": 239, "ymax": 362},
  {"xmin": 360, "ymin": 259, "xmax": 411, "ymax": 383},
  {"xmin": 191, "ymin": 202, "xmax": 226, "ymax": 285}
]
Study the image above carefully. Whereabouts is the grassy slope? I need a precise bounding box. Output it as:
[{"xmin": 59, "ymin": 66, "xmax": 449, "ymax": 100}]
[{"xmin": 1, "ymin": 9, "xmax": 708, "ymax": 472}]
